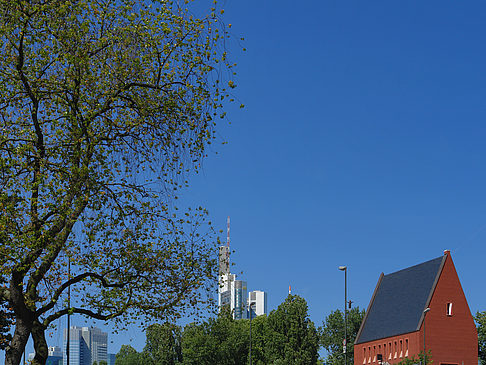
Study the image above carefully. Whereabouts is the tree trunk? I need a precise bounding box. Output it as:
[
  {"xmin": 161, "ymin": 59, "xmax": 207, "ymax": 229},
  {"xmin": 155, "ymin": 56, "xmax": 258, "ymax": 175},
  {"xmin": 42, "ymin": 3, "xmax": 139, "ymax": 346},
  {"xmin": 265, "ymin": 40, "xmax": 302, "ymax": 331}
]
[
  {"xmin": 5, "ymin": 318, "xmax": 32, "ymax": 365},
  {"xmin": 31, "ymin": 320, "xmax": 48, "ymax": 365}
]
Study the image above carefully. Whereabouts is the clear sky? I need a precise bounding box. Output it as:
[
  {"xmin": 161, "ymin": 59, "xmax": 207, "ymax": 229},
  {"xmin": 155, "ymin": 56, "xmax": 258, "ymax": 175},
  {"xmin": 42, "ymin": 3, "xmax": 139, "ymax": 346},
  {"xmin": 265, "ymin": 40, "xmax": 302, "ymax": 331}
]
[
  {"xmin": 191, "ymin": 0, "xmax": 486, "ymax": 329},
  {"xmin": 6, "ymin": 0, "xmax": 486, "ymax": 361}
]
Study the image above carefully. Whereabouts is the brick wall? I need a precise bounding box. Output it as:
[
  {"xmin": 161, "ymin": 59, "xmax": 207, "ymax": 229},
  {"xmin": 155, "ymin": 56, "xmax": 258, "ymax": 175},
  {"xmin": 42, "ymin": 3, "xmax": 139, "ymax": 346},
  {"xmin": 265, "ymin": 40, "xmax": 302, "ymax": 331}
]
[
  {"xmin": 354, "ymin": 331, "xmax": 420, "ymax": 365},
  {"xmin": 422, "ymin": 252, "xmax": 477, "ymax": 365}
]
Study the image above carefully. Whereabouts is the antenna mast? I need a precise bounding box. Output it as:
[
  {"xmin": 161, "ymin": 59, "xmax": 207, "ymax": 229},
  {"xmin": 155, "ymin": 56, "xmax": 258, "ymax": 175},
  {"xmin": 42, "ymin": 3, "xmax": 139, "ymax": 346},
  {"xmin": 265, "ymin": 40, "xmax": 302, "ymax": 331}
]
[{"xmin": 227, "ymin": 216, "xmax": 230, "ymax": 248}]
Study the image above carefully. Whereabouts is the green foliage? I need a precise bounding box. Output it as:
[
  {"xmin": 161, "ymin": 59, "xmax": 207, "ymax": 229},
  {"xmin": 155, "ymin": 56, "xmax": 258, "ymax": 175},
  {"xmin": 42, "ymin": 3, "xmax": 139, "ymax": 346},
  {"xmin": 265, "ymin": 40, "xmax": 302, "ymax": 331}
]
[
  {"xmin": 264, "ymin": 295, "xmax": 319, "ymax": 365},
  {"xmin": 182, "ymin": 309, "xmax": 249, "ymax": 365},
  {"xmin": 0, "ymin": 0, "xmax": 237, "ymax": 364},
  {"xmin": 247, "ymin": 315, "xmax": 267, "ymax": 365},
  {"xmin": 318, "ymin": 307, "xmax": 365, "ymax": 365},
  {"xmin": 396, "ymin": 350, "xmax": 432, "ymax": 365},
  {"xmin": 142, "ymin": 323, "xmax": 182, "ymax": 365},
  {"xmin": 476, "ymin": 311, "xmax": 486, "ymax": 365},
  {"xmin": 114, "ymin": 296, "xmax": 319, "ymax": 365},
  {"xmin": 115, "ymin": 345, "xmax": 143, "ymax": 365},
  {"xmin": 0, "ymin": 277, "xmax": 12, "ymax": 350},
  {"xmin": 99, "ymin": 362, "xmax": 107, "ymax": 365}
]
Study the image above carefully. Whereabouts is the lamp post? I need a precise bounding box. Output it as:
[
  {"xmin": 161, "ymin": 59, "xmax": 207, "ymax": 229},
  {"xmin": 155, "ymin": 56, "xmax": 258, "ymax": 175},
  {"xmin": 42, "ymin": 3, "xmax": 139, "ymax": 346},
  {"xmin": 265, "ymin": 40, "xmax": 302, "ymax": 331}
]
[
  {"xmin": 249, "ymin": 301, "xmax": 256, "ymax": 365},
  {"xmin": 339, "ymin": 266, "xmax": 347, "ymax": 365},
  {"xmin": 423, "ymin": 307, "xmax": 430, "ymax": 365}
]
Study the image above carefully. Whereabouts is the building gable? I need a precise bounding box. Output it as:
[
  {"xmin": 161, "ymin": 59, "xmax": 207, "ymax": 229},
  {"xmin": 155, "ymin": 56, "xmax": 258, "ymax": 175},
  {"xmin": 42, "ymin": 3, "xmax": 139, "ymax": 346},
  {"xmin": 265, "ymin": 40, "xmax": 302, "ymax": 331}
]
[{"xmin": 423, "ymin": 252, "xmax": 477, "ymax": 365}]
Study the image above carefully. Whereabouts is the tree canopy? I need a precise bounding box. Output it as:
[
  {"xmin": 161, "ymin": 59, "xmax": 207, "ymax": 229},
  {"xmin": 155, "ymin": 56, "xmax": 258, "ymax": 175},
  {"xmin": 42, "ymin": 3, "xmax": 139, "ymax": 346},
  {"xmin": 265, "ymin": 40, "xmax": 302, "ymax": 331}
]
[
  {"xmin": 115, "ymin": 295, "xmax": 320, "ymax": 365},
  {"xmin": 318, "ymin": 307, "xmax": 365, "ymax": 365},
  {"xmin": 264, "ymin": 295, "xmax": 319, "ymax": 365},
  {"xmin": 143, "ymin": 323, "xmax": 183, "ymax": 365},
  {"xmin": 0, "ymin": 0, "xmax": 236, "ymax": 364},
  {"xmin": 182, "ymin": 309, "xmax": 250, "ymax": 365},
  {"xmin": 115, "ymin": 345, "xmax": 143, "ymax": 365}
]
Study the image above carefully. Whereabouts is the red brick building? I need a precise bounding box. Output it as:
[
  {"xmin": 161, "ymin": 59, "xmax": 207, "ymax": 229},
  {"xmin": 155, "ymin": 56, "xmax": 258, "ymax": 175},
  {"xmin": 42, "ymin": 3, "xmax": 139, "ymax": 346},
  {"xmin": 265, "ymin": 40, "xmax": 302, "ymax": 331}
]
[{"xmin": 354, "ymin": 250, "xmax": 477, "ymax": 365}]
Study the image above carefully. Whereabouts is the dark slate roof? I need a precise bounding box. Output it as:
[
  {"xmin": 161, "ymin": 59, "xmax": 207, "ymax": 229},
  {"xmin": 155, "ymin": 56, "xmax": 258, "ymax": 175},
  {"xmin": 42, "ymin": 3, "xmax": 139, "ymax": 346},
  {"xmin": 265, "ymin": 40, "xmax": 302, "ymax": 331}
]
[{"xmin": 355, "ymin": 256, "xmax": 445, "ymax": 344}]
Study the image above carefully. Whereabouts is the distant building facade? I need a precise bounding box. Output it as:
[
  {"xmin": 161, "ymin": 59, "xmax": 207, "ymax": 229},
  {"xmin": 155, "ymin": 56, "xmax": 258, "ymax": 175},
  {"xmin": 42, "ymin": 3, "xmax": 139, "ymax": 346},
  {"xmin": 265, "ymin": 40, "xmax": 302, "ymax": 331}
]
[
  {"xmin": 248, "ymin": 290, "xmax": 267, "ymax": 317},
  {"xmin": 48, "ymin": 346, "xmax": 63, "ymax": 365},
  {"xmin": 63, "ymin": 326, "xmax": 107, "ymax": 365},
  {"xmin": 354, "ymin": 250, "xmax": 477, "ymax": 365},
  {"xmin": 231, "ymin": 279, "xmax": 248, "ymax": 319},
  {"xmin": 107, "ymin": 353, "xmax": 116, "ymax": 365},
  {"xmin": 28, "ymin": 346, "xmax": 63, "ymax": 365}
]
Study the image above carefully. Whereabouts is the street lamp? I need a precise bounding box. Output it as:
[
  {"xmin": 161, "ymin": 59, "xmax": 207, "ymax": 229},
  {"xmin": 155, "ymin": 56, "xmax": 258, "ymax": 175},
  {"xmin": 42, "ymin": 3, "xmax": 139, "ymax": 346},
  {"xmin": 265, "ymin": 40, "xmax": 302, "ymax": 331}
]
[
  {"xmin": 339, "ymin": 266, "xmax": 347, "ymax": 365},
  {"xmin": 423, "ymin": 307, "xmax": 430, "ymax": 365},
  {"xmin": 249, "ymin": 301, "xmax": 256, "ymax": 365}
]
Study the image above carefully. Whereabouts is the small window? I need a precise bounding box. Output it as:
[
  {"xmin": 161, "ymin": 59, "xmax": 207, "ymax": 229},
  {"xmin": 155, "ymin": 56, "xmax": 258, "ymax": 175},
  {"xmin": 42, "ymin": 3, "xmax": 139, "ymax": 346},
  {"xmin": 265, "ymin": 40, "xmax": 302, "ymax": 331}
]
[
  {"xmin": 405, "ymin": 338, "xmax": 409, "ymax": 356},
  {"xmin": 399, "ymin": 339, "xmax": 403, "ymax": 358},
  {"xmin": 373, "ymin": 345, "xmax": 376, "ymax": 362},
  {"xmin": 368, "ymin": 346, "xmax": 371, "ymax": 363},
  {"xmin": 447, "ymin": 302, "xmax": 453, "ymax": 316},
  {"xmin": 394, "ymin": 341, "xmax": 397, "ymax": 359},
  {"xmin": 363, "ymin": 348, "xmax": 366, "ymax": 364},
  {"xmin": 388, "ymin": 342, "xmax": 392, "ymax": 359}
]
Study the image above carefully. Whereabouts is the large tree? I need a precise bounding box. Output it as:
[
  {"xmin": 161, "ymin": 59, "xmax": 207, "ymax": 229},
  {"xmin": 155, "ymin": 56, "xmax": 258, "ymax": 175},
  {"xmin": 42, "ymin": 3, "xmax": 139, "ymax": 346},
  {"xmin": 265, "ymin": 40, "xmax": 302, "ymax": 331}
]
[
  {"xmin": 264, "ymin": 295, "xmax": 319, "ymax": 365},
  {"xmin": 0, "ymin": 0, "xmax": 236, "ymax": 364},
  {"xmin": 142, "ymin": 323, "xmax": 183, "ymax": 365},
  {"xmin": 181, "ymin": 309, "xmax": 249, "ymax": 365},
  {"xmin": 115, "ymin": 345, "xmax": 143, "ymax": 365},
  {"xmin": 319, "ymin": 307, "xmax": 365, "ymax": 365}
]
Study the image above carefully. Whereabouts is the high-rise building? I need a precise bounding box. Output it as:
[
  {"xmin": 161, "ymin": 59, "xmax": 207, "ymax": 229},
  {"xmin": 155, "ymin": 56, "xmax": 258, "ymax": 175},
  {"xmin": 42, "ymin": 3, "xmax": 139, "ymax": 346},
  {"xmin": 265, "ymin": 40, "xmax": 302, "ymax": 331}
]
[
  {"xmin": 63, "ymin": 326, "xmax": 107, "ymax": 365},
  {"xmin": 218, "ymin": 245, "xmax": 230, "ymax": 277},
  {"xmin": 217, "ymin": 217, "xmax": 266, "ymax": 320},
  {"xmin": 219, "ymin": 272, "xmax": 235, "ymax": 308},
  {"xmin": 248, "ymin": 290, "xmax": 267, "ymax": 317},
  {"xmin": 231, "ymin": 279, "xmax": 248, "ymax": 320},
  {"xmin": 218, "ymin": 245, "xmax": 233, "ymax": 308}
]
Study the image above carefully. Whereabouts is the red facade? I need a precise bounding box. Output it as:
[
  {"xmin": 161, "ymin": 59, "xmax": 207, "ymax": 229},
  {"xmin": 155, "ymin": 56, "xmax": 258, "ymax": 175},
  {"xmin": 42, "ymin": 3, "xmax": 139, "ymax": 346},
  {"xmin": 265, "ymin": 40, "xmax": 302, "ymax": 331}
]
[{"xmin": 354, "ymin": 251, "xmax": 477, "ymax": 365}]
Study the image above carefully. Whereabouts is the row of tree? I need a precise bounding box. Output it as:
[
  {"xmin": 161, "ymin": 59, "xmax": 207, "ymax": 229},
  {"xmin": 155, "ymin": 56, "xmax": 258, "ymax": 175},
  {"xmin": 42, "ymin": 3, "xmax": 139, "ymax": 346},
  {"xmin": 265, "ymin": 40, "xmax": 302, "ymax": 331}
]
[
  {"xmin": 115, "ymin": 295, "xmax": 365, "ymax": 365},
  {"xmin": 115, "ymin": 295, "xmax": 319, "ymax": 365},
  {"xmin": 114, "ymin": 302, "xmax": 486, "ymax": 365}
]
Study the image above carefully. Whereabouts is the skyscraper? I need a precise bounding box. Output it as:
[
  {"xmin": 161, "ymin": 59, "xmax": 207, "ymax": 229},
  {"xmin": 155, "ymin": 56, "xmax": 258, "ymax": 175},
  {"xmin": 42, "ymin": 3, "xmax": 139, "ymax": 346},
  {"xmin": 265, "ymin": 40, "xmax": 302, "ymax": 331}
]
[
  {"xmin": 231, "ymin": 279, "xmax": 248, "ymax": 320},
  {"xmin": 63, "ymin": 326, "xmax": 107, "ymax": 365},
  {"xmin": 248, "ymin": 290, "xmax": 267, "ymax": 317},
  {"xmin": 218, "ymin": 245, "xmax": 232, "ymax": 308},
  {"xmin": 217, "ymin": 217, "xmax": 265, "ymax": 320}
]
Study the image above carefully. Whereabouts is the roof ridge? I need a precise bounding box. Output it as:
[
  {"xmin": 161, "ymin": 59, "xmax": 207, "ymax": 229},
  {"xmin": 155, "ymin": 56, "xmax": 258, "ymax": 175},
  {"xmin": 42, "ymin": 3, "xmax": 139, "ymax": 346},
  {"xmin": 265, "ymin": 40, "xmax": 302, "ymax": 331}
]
[{"xmin": 383, "ymin": 256, "xmax": 443, "ymax": 277}]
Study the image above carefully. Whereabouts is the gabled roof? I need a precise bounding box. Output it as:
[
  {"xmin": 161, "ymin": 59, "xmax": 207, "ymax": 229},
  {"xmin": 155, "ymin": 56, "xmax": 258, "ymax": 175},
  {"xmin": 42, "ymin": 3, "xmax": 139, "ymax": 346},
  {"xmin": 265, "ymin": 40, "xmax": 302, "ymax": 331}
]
[{"xmin": 355, "ymin": 255, "xmax": 446, "ymax": 344}]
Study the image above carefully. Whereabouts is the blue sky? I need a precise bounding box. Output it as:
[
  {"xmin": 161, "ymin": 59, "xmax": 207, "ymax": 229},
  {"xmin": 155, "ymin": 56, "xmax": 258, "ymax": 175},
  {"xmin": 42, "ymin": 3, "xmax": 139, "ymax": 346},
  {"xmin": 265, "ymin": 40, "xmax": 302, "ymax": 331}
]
[
  {"xmin": 192, "ymin": 0, "xmax": 486, "ymax": 324},
  {"xmin": 7, "ymin": 0, "xmax": 486, "ymax": 360},
  {"xmin": 185, "ymin": 0, "xmax": 486, "ymax": 351}
]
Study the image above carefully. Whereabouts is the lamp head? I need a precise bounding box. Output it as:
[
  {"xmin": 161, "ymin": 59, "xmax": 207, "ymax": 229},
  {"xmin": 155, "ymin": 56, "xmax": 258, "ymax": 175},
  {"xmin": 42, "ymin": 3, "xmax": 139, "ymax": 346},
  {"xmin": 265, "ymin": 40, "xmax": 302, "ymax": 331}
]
[
  {"xmin": 424, "ymin": 307, "xmax": 430, "ymax": 313},
  {"xmin": 338, "ymin": 266, "xmax": 347, "ymax": 271}
]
